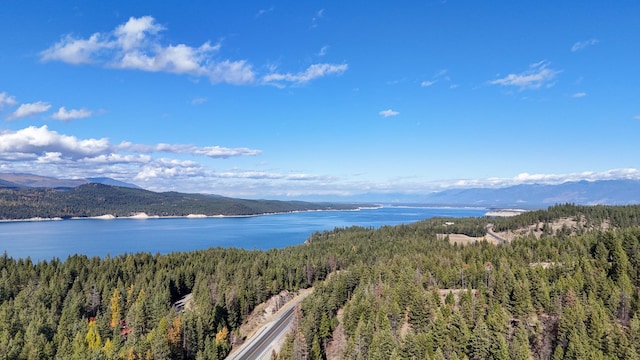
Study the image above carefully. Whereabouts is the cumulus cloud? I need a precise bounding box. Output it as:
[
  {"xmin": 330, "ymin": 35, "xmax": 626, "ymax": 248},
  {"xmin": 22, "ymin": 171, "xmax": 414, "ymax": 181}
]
[
  {"xmin": 41, "ymin": 16, "xmax": 255, "ymax": 85},
  {"xmin": 0, "ymin": 92, "xmax": 17, "ymax": 109},
  {"xmin": 40, "ymin": 33, "xmax": 114, "ymax": 64},
  {"xmin": 51, "ymin": 107, "xmax": 93, "ymax": 121},
  {"xmin": 0, "ymin": 126, "xmax": 110, "ymax": 160},
  {"xmin": 379, "ymin": 109, "xmax": 399, "ymax": 117},
  {"xmin": 489, "ymin": 61, "xmax": 560, "ymax": 90},
  {"xmin": 41, "ymin": 16, "xmax": 348, "ymax": 87},
  {"xmin": 7, "ymin": 102, "xmax": 52, "ymax": 120},
  {"xmin": 263, "ymin": 63, "xmax": 348, "ymax": 86},
  {"xmin": 0, "ymin": 125, "xmax": 261, "ymax": 166},
  {"xmin": 571, "ymin": 38, "xmax": 599, "ymax": 52}
]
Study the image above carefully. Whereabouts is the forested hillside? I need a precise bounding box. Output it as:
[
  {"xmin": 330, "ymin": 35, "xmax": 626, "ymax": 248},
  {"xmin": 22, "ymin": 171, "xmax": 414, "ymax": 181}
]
[
  {"xmin": 1, "ymin": 204, "xmax": 640, "ymax": 359},
  {"xmin": 0, "ymin": 183, "xmax": 359, "ymax": 219}
]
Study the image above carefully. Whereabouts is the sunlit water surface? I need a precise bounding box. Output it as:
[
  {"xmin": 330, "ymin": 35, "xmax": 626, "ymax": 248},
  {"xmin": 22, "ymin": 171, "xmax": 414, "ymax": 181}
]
[{"xmin": 0, "ymin": 206, "xmax": 487, "ymax": 261}]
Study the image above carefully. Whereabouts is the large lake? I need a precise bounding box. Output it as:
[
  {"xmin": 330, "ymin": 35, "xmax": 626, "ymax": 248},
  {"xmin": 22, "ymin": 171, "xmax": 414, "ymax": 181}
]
[{"xmin": 0, "ymin": 207, "xmax": 487, "ymax": 262}]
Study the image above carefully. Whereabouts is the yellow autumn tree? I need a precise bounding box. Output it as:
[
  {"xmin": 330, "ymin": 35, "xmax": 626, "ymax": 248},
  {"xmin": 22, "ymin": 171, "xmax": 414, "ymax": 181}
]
[
  {"xmin": 215, "ymin": 326, "xmax": 229, "ymax": 343},
  {"xmin": 85, "ymin": 320, "xmax": 102, "ymax": 350},
  {"xmin": 110, "ymin": 288, "xmax": 122, "ymax": 328}
]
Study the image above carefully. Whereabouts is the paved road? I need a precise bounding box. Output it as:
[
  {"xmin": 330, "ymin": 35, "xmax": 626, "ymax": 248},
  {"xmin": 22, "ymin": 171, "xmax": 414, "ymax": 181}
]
[
  {"xmin": 226, "ymin": 290, "xmax": 312, "ymax": 360},
  {"xmin": 485, "ymin": 224, "xmax": 506, "ymax": 243}
]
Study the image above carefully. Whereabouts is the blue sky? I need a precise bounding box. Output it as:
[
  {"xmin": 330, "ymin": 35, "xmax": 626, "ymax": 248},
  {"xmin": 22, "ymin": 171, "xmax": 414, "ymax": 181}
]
[{"xmin": 1, "ymin": 1, "xmax": 639, "ymax": 199}]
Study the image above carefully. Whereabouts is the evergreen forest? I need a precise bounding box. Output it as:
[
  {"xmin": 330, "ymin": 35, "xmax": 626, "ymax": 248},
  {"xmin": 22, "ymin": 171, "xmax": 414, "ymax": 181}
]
[
  {"xmin": 2, "ymin": 204, "xmax": 640, "ymax": 359},
  {"xmin": 0, "ymin": 183, "xmax": 359, "ymax": 220}
]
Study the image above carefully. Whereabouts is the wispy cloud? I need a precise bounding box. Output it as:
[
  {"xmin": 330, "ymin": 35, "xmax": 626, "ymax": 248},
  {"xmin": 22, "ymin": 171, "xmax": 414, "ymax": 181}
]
[
  {"xmin": 51, "ymin": 107, "xmax": 92, "ymax": 121},
  {"xmin": 571, "ymin": 92, "xmax": 587, "ymax": 98},
  {"xmin": 379, "ymin": 109, "xmax": 399, "ymax": 117},
  {"xmin": 311, "ymin": 9, "xmax": 324, "ymax": 28},
  {"xmin": 0, "ymin": 92, "xmax": 18, "ymax": 109},
  {"xmin": 318, "ymin": 45, "xmax": 329, "ymax": 57},
  {"xmin": 191, "ymin": 97, "xmax": 207, "ymax": 105},
  {"xmin": 263, "ymin": 63, "xmax": 348, "ymax": 86},
  {"xmin": 214, "ymin": 170, "xmax": 330, "ymax": 181},
  {"xmin": 117, "ymin": 142, "xmax": 261, "ymax": 158},
  {"xmin": 41, "ymin": 16, "xmax": 255, "ymax": 85},
  {"xmin": 571, "ymin": 38, "xmax": 599, "ymax": 52},
  {"xmin": 490, "ymin": 61, "xmax": 560, "ymax": 90},
  {"xmin": 255, "ymin": 6, "xmax": 274, "ymax": 18},
  {"xmin": 7, "ymin": 102, "xmax": 51, "ymax": 120},
  {"xmin": 421, "ymin": 80, "xmax": 437, "ymax": 87},
  {"xmin": 634, "ymin": 115, "xmax": 640, "ymax": 120}
]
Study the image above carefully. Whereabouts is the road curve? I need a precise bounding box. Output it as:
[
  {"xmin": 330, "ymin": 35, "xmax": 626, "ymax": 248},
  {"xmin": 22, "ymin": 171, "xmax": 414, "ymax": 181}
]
[
  {"xmin": 226, "ymin": 289, "xmax": 312, "ymax": 360},
  {"xmin": 485, "ymin": 224, "xmax": 506, "ymax": 243}
]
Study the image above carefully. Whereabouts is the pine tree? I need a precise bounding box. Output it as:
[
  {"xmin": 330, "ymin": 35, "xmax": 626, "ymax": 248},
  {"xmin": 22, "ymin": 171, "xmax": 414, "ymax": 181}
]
[{"xmin": 510, "ymin": 322, "xmax": 531, "ymax": 360}]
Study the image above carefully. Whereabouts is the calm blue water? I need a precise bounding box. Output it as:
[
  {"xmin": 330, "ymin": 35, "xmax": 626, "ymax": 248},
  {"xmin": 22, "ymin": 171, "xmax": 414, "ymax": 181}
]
[{"xmin": 0, "ymin": 207, "xmax": 486, "ymax": 261}]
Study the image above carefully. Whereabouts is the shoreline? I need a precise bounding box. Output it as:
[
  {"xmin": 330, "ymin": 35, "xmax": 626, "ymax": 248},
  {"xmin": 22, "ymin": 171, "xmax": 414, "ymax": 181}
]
[
  {"xmin": 0, "ymin": 205, "xmax": 520, "ymax": 223},
  {"xmin": 0, "ymin": 206, "xmax": 383, "ymax": 223}
]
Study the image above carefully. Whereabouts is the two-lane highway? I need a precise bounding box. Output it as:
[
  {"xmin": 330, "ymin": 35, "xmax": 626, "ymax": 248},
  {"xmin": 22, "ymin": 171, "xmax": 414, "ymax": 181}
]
[{"xmin": 226, "ymin": 289, "xmax": 312, "ymax": 360}]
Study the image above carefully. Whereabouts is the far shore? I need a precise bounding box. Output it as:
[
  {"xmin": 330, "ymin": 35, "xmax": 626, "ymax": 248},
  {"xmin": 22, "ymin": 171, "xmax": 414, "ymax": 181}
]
[{"xmin": 0, "ymin": 206, "xmax": 383, "ymax": 223}]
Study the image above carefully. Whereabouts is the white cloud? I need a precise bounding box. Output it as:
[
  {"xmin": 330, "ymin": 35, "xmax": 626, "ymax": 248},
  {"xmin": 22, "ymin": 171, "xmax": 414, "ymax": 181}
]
[
  {"xmin": 0, "ymin": 92, "xmax": 17, "ymax": 109},
  {"xmin": 438, "ymin": 168, "xmax": 640, "ymax": 190},
  {"xmin": 421, "ymin": 80, "xmax": 437, "ymax": 87},
  {"xmin": 0, "ymin": 126, "xmax": 110, "ymax": 159},
  {"xmin": 116, "ymin": 142, "xmax": 261, "ymax": 158},
  {"xmin": 41, "ymin": 16, "xmax": 255, "ymax": 85},
  {"xmin": 571, "ymin": 92, "xmax": 587, "ymax": 98},
  {"xmin": 41, "ymin": 16, "xmax": 347, "ymax": 87},
  {"xmin": 318, "ymin": 45, "xmax": 329, "ymax": 57},
  {"xmin": 134, "ymin": 158, "xmax": 204, "ymax": 181},
  {"xmin": 490, "ymin": 61, "xmax": 560, "ymax": 90},
  {"xmin": 7, "ymin": 102, "xmax": 52, "ymax": 120},
  {"xmin": 263, "ymin": 63, "xmax": 348, "ymax": 85},
  {"xmin": 40, "ymin": 33, "xmax": 114, "ymax": 64},
  {"xmin": 256, "ymin": 7, "xmax": 274, "ymax": 18},
  {"xmin": 51, "ymin": 107, "xmax": 93, "ymax": 121},
  {"xmin": 379, "ymin": 109, "xmax": 399, "ymax": 117},
  {"xmin": 571, "ymin": 38, "xmax": 599, "ymax": 52},
  {"xmin": 113, "ymin": 15, "xmax": 164, "ymax": 51},
  {"xmin": 208, "ymin": 60, "xmax": 256, "ymax": 85},
  {"xmin": 311, "ymin": 9, "xmax": 325, "ymax": 28},
  {"xmin": 0, "ymin": 126, "xmax": 260, "ymax": 167},
  {"xmin": 214, "ymin": 170, "xmax": 329, "ymax": 181},
  {"xmin": 191, "ymin": 97, "xmax": 207, "ymax": 105}
]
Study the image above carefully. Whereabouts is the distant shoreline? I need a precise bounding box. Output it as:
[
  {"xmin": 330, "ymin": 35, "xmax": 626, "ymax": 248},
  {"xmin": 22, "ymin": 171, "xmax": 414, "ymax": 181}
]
[
  {"xmin": 0, "ymin": 206, "xmax": 383, "ymax": 223},
  {"xmin": 0, "ymin": 206, "xmax": 528, "ymax": 223}
]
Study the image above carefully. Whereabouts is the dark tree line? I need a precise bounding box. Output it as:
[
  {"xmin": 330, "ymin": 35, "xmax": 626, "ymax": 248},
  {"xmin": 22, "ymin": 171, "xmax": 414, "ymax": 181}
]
[{"xmin": 0, "ymin": 183, "xmax": 360, "ymax": 220}]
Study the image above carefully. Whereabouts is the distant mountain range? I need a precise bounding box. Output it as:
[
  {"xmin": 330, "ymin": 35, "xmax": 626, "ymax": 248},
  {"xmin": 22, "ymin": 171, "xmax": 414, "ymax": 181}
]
[
  {"xmin": 1, "ymin": 173, "xmax": 639, "ymax": 209},
  {"xmin": 0, "ymin": 173, "xmax": 140, "ymax": 189},
  {"xmin": 419, "ymin": 180, "xmax": 640, "ymax": 208},
  {"xmin": 291, "ymin": 180, "xmax": 640, "ymax": 208}
]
